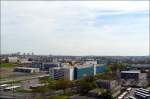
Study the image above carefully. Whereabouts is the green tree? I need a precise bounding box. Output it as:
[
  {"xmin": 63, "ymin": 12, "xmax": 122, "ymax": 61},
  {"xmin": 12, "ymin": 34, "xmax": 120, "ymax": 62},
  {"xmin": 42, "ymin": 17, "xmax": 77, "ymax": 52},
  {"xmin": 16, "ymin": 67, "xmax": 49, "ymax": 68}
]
[
  {"xmin": 101, "ymin": 90, "xmax": 114, "ymax": 99},
  {"xmin": 109, "ymin": 62, "xmax": 126, "ymax": 78},
  {"xmin": 39, "ymin": 77, "xmax": 56, "ymax": 89},
  {"xmin": 55, "ymin": 79, "xmax": 72, "ymax": 90},
  {"xmin": 32, "ymin": 86, "xmax": 49, "ymax": 98},
  {"xmin": 78, "ymin": 76, "xmax": 97, "ymax": 95}
]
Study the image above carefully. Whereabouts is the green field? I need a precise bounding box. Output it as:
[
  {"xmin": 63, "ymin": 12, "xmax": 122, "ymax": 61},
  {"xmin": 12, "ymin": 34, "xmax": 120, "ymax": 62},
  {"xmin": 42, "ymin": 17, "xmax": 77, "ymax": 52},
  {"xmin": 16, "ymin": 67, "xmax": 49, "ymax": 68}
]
[{"xmin": 0, "ymin": 63, "xmax": 17, "ymax": 68}]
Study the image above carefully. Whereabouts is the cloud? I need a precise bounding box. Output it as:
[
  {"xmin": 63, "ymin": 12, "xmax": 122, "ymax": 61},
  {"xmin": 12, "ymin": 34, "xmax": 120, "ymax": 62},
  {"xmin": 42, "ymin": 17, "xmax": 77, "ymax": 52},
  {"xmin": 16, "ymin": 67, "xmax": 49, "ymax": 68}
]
[{"xmin": 1, "ymin": 1, "xmax": 149, "ymax": 56}]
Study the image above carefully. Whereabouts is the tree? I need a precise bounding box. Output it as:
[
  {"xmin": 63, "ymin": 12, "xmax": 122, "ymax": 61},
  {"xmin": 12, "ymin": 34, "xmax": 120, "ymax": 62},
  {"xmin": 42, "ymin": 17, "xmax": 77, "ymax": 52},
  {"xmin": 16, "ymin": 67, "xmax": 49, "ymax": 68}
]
[
  {"xmin": 101, "ymin": 90, "xmax": 114, "ymax": 99},
  {"xmin": 109, "ymin": 62, "xmax": 126, "ymax": 78},
  {"xmin": 32, "ymin": 86, "xmax": 49, "ymax": 99},
  {"xmin": 78, "ymin": 76, "xmax": 97, "ymax": 95},
  {"xmin": 32, "ymin": 86, "xmax": 49, "ymax": 93},
  {"xmin": 55, "ymin": 79, "xmax": 72, "ymax": 90}
]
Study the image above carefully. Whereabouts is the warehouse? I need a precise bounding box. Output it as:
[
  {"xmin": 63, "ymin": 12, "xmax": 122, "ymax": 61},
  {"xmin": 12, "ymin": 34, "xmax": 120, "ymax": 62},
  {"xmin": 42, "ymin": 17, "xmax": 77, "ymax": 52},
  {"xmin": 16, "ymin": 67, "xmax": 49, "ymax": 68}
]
[
  {"xmin": 13, "ymin": 67, "xmax": 40, "ymax": 74},
  {"xmin": 120, "ymin": 70, "xmax": 141, "ymax": 80}
]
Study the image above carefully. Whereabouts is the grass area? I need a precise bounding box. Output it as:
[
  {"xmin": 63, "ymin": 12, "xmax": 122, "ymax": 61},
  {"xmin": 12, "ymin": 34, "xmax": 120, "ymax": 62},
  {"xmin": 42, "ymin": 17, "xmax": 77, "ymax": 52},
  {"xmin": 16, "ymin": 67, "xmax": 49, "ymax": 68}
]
[
  {"xmin": 0, "ymin": 74, "xmax": 16, "ymax": 80},
  {"xmin": 4, "ymin": 80, "xmax": 22, "ymax": 84},
  {"xmin": 15, "ymin": 88, "xmax": 32, "ymax": 93},
  {"xmin": 50, "ymin": 95, "xmax": 69, "ymax": 99},
  {"xmin": 0, "ymin": 63, "xmax": 17, "ymax": 68}
]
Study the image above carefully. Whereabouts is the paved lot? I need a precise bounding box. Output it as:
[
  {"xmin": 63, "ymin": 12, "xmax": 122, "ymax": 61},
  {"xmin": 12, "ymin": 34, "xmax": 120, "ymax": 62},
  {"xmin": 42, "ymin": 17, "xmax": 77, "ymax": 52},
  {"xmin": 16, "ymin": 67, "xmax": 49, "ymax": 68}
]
[
  {"xmin": 125, "ymin": 88, "xmax": 138, "ymax": 98},
  {"xmin": 21, "ymin": 79, "xmax": 39, "ymax": 90}
]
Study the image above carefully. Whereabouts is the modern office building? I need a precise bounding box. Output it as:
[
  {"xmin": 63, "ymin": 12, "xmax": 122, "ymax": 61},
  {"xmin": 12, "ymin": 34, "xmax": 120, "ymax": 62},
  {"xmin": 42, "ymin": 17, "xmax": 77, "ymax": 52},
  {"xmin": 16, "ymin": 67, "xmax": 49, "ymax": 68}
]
[
  {"xmin": 94, "ymin": 64, "xmax": 107, "ymax": 75},
  {"xmin": 42, "ymin": 62, "xmax": 61, "ymax": 71},
  {"xmin": 49, "ymin": 67, "xmax": 64, "ymax": 80},
  {"xmin": 120, "ymin": 70, "xmax": 141, "ymax": 80},
  {"xmin": 74, "ymin": 65, "xmax": 94, "ymax": 80},
  {"xmin": 49, "ymin": 64, "xmax": 107, "ymax": 80},
  {"xmin": 31, "ymin": 62, "xmax": 61, "ymax": 71}
]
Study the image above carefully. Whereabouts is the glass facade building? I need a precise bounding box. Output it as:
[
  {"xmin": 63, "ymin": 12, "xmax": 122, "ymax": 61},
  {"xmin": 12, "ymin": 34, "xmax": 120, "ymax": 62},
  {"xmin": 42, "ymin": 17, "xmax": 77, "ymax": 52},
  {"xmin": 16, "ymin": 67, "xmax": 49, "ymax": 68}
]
[
  {"xmin": 74, "ymin": 65, "xmax": 94, "ymax": 80},
  {"xmin": 96, "ymin": 65, "xmax": 107, "ymax": 74},
  {"xmin": 31, "ymin": 62, "xmax": 61, "ymax": 71}
]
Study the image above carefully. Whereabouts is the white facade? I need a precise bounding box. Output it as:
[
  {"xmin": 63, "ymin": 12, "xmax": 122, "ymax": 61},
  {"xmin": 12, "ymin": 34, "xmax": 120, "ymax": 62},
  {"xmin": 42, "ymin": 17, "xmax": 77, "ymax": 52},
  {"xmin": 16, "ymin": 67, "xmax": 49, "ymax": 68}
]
[
  {"xmin": 8, "ymin": 57, "xmax": 19, "ymax": 63},
  {"xmin": 49, "ymin": 67, "xmax": 74, "ymax": 80},
  {"xmin": 20, "ymin": 58, "xmax": 32, "ymax": 64},
  {"xmin": 63, "ymin": 67, "xmax": 74, "ymax": 80}
]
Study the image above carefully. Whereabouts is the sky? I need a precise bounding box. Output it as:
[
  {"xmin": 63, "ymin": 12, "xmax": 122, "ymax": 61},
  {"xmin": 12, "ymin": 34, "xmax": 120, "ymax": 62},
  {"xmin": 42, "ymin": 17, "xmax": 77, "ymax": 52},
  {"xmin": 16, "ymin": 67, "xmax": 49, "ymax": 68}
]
[{"xmin": 1, "ymin": 1, "xmax": 149, "ymax": 56}]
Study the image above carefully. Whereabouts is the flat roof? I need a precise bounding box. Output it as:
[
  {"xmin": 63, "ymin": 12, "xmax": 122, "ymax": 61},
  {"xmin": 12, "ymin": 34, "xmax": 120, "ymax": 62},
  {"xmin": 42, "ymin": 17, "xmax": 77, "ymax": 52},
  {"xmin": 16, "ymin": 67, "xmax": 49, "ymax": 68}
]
[
  {"xmin": 121, "ymin": 70, "xmax": 140, "ymax": 73},
  {"xmin": 75, "ymin": 65, "xmax": 93, "ymax": 69},
  {"xmin": 14, "ymin": 67, "xmax": 39, "ymax": 70}
]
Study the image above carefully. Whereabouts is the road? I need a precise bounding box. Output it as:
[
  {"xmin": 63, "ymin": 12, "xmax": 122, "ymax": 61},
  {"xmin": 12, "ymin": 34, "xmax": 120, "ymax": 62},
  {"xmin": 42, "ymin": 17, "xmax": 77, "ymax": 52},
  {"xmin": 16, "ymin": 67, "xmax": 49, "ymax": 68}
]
[
  {"xmin": 125, "ymin": 88, "xmax": 138, "ymax": 98},
  {"xmin": 0, "ymin": 73, "xmax": 49, "ymax": 84}
]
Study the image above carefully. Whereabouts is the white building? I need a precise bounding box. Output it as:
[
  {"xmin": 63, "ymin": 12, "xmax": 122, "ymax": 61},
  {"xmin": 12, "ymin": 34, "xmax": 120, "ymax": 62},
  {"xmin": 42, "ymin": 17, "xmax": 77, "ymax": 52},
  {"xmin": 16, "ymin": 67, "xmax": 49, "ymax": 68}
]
[
  {"xmin": 63, "ymin": 67, "xmax": 74, "ymax": 80},
  {"xmin": 8, "ymin": 57, "xmax": 19, "ymax": 63},
  {"xmin": 20, "ymin": 58, "xmax": 32, "ymax": 64},
  {"xmin": 49, "ymin": 67, "xmax": 74, "ymax": 80}
]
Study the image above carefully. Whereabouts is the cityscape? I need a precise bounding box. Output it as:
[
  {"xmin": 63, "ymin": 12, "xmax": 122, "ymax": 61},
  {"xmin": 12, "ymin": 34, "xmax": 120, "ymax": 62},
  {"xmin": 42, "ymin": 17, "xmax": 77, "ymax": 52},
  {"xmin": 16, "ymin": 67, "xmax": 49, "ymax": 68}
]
[{"xmin": 1, "ymin": 1, "xmax": 150, "ymax": 99}]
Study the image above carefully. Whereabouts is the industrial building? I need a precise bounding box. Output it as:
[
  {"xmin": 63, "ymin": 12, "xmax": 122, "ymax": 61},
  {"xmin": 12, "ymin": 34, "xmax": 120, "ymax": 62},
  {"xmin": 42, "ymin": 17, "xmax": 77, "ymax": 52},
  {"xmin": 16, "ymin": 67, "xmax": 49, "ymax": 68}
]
[
  {"xmin": 96, "ymin": 79, "xmax": 121, "ymax": 97},
  {"xmin": 13, "ymin": 67, "xmax": 40, "ymax": 74},
  {"xmin": 120, "ymin": 70, "xmax": 141, "ymax": 80}
]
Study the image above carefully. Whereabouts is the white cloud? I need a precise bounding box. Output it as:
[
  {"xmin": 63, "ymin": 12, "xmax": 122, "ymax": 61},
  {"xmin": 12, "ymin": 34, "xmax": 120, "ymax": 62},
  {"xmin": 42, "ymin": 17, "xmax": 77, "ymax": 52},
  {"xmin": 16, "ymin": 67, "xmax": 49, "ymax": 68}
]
[{"xmin": 1, "ymin": 1, "xmax": 149, "ymax": 55}]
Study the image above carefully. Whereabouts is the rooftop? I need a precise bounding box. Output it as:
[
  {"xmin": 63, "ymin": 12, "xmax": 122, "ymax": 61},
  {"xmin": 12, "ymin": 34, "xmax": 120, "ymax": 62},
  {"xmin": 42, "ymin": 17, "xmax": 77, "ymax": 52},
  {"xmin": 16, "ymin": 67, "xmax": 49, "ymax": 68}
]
[
  {"xmin": 14, "ymin": 67, "xmax": 39, "ymax": 70},
  {"xmin": 121, "ymin": 70, "xmax": 140, "ymax": 73}
]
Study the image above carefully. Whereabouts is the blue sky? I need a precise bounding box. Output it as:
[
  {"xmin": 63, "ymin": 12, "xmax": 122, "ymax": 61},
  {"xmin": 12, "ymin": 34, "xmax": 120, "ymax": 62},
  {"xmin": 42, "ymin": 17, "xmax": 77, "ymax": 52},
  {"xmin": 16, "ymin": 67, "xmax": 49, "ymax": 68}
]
[{"xmin": 1, "ymin": 1, "xmax": 149, "ymax": 56}]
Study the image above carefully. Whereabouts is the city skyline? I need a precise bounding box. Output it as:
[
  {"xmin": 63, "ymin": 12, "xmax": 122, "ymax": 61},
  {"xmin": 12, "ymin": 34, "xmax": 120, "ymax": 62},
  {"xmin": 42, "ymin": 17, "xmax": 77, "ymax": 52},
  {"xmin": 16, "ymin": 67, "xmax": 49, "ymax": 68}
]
[{"xmin": 1, "ymin": 1, "xmax": 149, "ymax": 56}]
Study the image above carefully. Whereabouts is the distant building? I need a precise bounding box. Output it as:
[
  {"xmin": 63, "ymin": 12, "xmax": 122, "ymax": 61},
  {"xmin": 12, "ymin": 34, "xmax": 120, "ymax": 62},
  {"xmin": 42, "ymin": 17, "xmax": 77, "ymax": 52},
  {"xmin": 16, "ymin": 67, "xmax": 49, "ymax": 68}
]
[
  {"xmin": 13, "ymin": 67, "xmax": 40, "ymax": 74},
  {"xmin": 20, "ymin": 58, "xmax": 32, "ymax": 64},
  {"xmin": 7, "ymin": 57, "xmax": 19, "ymax": 63},
  {"xmin": 130, "ymin": 64, "xmax": 150, "ymax": 70},
  {"xmin": 31, "ymin": 62, "xmax": 61, "ymax": 71},
  {"xmin": 85, "ymin": 61, "xmax": 97, "ymax": 65},
  {"xmin": 31, "ymin": 62, "xmax": 43, "ymax": 69},
  {"xmin": 42, "ymin": 62, "xmax": 61, "ymax": 71},
  {"xmin": 120, "ymin": 70, "xmax": 141, "ymax": 80}
]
